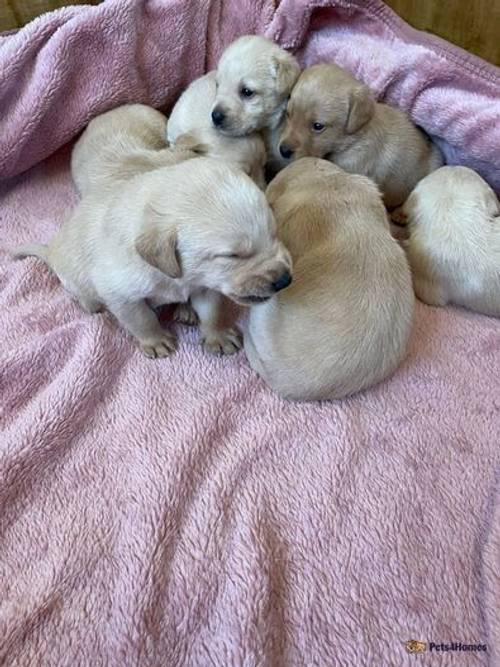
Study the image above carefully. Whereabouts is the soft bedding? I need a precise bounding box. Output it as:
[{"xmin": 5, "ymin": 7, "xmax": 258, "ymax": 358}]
[{"xmin": 0, "ymin": 1, "xmax": 499, "ymax": 665}]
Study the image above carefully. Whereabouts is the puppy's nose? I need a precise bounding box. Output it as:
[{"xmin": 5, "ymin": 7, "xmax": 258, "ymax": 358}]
[
  {"xmin": 211, "ymin": 108, "xmax": 225, "ymax": 127},
  {"xmin": 272, "ymin": 271, "xmax": 292, "ymax": 292},
  {"xmin": 279, "ymin": 144, "xmax": 294, "ymax": 159}
]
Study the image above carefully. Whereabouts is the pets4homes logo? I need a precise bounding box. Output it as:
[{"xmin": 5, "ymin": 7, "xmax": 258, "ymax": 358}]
[{"xmin": 405, "ymin": 640, "xmax": 487, "ymax": 654}]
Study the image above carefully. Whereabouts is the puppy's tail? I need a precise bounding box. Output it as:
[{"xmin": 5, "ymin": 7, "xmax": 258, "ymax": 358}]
[{"xmin": 12, "ymin": 242, "xmax": 50, "ymax": 263}]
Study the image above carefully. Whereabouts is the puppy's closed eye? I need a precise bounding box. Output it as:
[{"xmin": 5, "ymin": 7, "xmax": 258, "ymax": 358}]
[{"xmin": 217, "ymin": 252, "xmax": 252, "ymax": 259}]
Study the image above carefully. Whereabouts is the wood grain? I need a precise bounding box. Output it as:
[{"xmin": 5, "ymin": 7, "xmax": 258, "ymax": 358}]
[{"xmin": 385, "ymin": 0, "xmax": 500, "ymax": 65}]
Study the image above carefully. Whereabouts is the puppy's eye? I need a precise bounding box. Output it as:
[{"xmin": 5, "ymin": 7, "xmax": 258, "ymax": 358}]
[
  {"xmin": 217, "ymin": 253, "xmax": 243, "ymax": 259},
  {"xmin": 240, "ymin": 86, "xmax": 255, "ymax": 99},
  {"xmin": 311, "ymin": 122, "xmax": 325, "ymax": 133}
]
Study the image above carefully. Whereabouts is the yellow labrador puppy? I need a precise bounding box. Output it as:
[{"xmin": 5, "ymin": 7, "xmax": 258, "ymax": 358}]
[
  {"xmin": 244, "ymin": 158, "xmax": 414, "ymax": 401},
  {"xmin": 401, "ymin": 166, "xmax": 500, "ymax": 316},
  {"xmin": 167, "ymin": 72, "xmax": 267, "ymax": 188},
  {"xmin": 278, "ymin": 64, "xmax": 443, "ymax": 209},
  {"xmin": 71, "ymin": 103, "xmax": 194, "ymax": 195},
  {"xmin": 15, "ymin": 159, "xmax": 292, "ymax": 358},
  {"xmin": 212, "ymin": 35, "xmax": 300, "ymax": 173}
]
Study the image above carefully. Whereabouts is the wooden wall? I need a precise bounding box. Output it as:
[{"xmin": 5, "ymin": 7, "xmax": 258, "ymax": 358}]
[{"xmin": 385, "ymin": 0, "xmax": 500, "ymax": 66}]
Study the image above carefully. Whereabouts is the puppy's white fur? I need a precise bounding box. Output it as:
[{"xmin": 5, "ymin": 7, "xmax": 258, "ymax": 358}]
[
  {"xmin": 212, "ymin": 35, "xmax": 300, "ymax": 174},
  {"xmin": 402, "ymin": 166, "xmax": 500, "ymax": 316},
  {"xmin": 167, "ymin": 72, "xmax": 266, "ymax": 188},
  {"xmin": 279, "ymin": 64, "xmax": 443, "ymax": 208},
  {"xmin": 213, "ymin": 35, "xmax": 300, "ymax": 135},
  {"xmin": 15, "ymin": 159, "xmax": 291, "ymax": 358},
  {"xmin": 72, "ymin": 104, "xmax": 194, "ymax": 195},
  {"xmin": 244, "ymin": 158, "xmax": 414, "ymax": 401}
]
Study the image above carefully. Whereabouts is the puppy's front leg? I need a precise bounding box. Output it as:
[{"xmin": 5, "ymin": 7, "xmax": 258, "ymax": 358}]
[
  {"xmin": 191, "ymin": 290, "xmax": 242, "ymax": 356},
  {"xmin": 110, "ymin": 300, "xmax": 176, "ymax": 358}
]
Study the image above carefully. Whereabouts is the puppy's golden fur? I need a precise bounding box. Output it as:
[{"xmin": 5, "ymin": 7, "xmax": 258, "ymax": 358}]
[
  {"xmin": 72, "ymin": 104, "xmax": 194, "ymax": 195},
  {"xmin": 278, "ymin": 64, "xmax": 443, "ymax": 209},
  {"xmin": 402, "ymin": 166, "xmax": 500, "ymax": 316},
  {"xmin": 15, "ymin": 159, "xmax": 291, "ymax": 358},
  {"xmin": 244, "ymin": 158, "xmax": 415, "ymax": 401},
  {"xmin": 167, "ymin": 71, "xmax": 266, "ymax": 188}
]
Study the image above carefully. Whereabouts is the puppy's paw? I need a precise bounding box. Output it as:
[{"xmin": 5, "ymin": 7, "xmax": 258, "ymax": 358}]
[
  {"xmin": 390, "ymin": 206, "xmax": 408, "ymax": 226},
  {"xmin": 139, "ymin": 333, "xmax": 177, "ymax": 358},
  {"xmin": 173, "ymin": 302, "xmax": 199, "ymax": 326},
  {"xmin": 202, "ymin": 327, "xmax": 242, "ymax": 356}
]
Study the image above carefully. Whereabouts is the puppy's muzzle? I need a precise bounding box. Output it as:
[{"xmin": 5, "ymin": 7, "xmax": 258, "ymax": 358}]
[
  {"xmin": 272, "ymin": 271, "xmax": 292, "ymax": 292},
  {"xmin": 211, "ymin": 108, "xmax": 226, "ymax": 128},
  {"xmin": 279, "ymin": 143, "xmax": 294, "ymax": 160}
]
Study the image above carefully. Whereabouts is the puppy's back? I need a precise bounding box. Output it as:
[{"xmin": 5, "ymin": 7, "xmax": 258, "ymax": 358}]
[
  {"xmin": 72, "ymin": 104, "xmax": 169, "ymax": 195},
  {"xmin": 245, "ymin": 165, "xmax": 414, "ymax": 400},
  {"xmin": 404, "ymin": 166, "xmax": 500, "ymax": 315}
]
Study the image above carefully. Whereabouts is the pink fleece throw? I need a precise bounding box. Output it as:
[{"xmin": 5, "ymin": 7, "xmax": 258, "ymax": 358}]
[{"xmin": 1, "ymin": 1, "xmax": 499, "ymax": 665}]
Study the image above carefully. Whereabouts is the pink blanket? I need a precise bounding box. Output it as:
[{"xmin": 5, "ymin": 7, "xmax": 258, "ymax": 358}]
[{"xmin": 1, "ymin": 1, "xmax": 499, "ymax": 665}]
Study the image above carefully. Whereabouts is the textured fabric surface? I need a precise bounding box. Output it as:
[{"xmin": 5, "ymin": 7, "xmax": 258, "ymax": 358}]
[
  {"xmin": 0, "ymin": 0, "xmax": 100, "ymax": 33},
  {"xmin": 1, "ymin": 1, "xmax": 500, "ymax": 665}
]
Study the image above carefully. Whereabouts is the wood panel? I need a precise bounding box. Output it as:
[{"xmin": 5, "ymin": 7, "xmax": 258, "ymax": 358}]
[{"xmin": 385, "ymin": 0, "xmax": 500, "ymax": 66}]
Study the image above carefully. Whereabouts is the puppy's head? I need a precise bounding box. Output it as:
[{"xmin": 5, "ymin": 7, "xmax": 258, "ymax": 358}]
[
  {"xmin": 212, "ymin": 35, "xmax": 300, "ymax": 136},
  {"xmin": 136, "ymin": 161, "xmax": 292, "ymax": 305},
  {"xmin": 278, "ymin": 64, "xmax": 375, "ymax": 162},
  {"xmin": 266, "ymin": 157, "xmax": 339, "ymax": 205},
  {"xmin": 266, "ymin": 157, "xmax": 386, "ymax": 232}
]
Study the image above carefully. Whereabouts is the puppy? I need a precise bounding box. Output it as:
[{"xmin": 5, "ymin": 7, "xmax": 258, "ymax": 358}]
[
  {"xmin": 401, "ymin": 166, "xmax": 500, "ymax": 316},
  {"xmin": 167, "ymin": 72, "xmax": 267, "ymax": 188},
  {"xmin": 72, "ymin": 104, "xmax": 194, "ymax": 195},
  {"xmin": 278, "ymin": 64, "xmax": 443, "ymax": 209},
  {"xmin": 14, "ymin": 158, "xmax": 292, "ymax": 358},
  {"xmin": 244, "ymin": 158, "xmax": 414, "ymax": 401},
  {"xmin": 212, "ymin": 35, "xmax": 300, "ymax": 174}
]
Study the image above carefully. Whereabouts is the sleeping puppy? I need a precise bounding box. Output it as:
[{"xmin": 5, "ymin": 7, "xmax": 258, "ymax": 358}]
[
  {"xmin": 278, "ymin": 64, "xmax": 443, "ymax": 209},
  {"xmin": 167, "ymin": 72, "xmax": 267, "ymax": 188},
  {"xmin": 401, "ymin": 166, "xmax": 500, "ymax": 316},
  {"xmin": 244, "ymin": 158, "xmax": 414, "ymax": 401},
  {"xmin": 72, "ymin": 104, "xmax": 195, "ymax": 195},
  {"xmin": 14, "ymin": 158, "xmax": 292, "ymax": 358},
  {"xmin": 212, "ymin": 35, "xmax": 300, "ymax": 173}
]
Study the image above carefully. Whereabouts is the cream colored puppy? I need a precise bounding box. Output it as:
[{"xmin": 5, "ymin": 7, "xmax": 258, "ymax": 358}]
[
  {"xmin": 278, "ymin": 64, "xmax": 443, "ymax": 209},
  {"xmin": 212, "ymin": 35, "xmax": 300, "ymax": 135},
  {"xmin": 212, "ymin": 35, "xmax": 300, "ymax": 173},
  {"xmin": 401, "ymin": 166, "xmax": 500, "ymax": 316},
  {"xmin": 167, "ymin": 72, "xmax": 267, "ymax": 188},
  {"xmin": 14, "ymin": 159, "xmax": 292, "ymax": 358},
  {"xmin": 244, "ymin": 158, "xmax": 415, "ymax": 401},
  {"xmin": 72, "ymin": 103, "xmax": 194, "ymax": 195}
]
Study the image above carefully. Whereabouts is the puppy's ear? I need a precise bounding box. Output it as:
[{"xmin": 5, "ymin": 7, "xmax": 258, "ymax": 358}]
[
  {"xmin": 272, "ymin": 53, "xmax": 300, "ymax": 96},
  {"xmin": 346, "ymin": 84, "xmax": 375, "ymax": 134},
  {"xmin": 135, "ymin": 226, "xmax": 182, "ymax": 278},
  {"xmin": 175, "ymin": 131, "xmax": 210, "ymax": 155}
]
